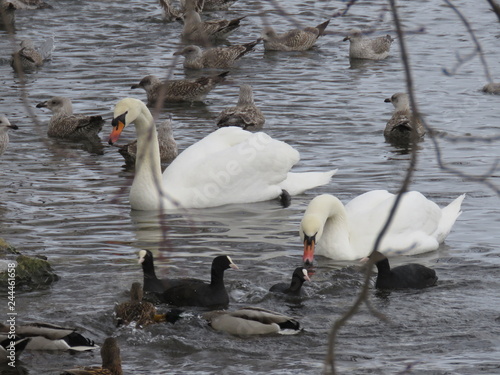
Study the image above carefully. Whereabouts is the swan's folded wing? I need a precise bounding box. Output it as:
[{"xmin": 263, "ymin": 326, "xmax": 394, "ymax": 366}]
[{"xmin": 162, "ymin": 128, "xmax": 300, "ymax": 208}]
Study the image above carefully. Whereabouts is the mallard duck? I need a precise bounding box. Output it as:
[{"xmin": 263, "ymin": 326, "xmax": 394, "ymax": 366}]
[
  {"xmin": 130, "ymin": 72, "xmax": 228, "ymax": 106},
  {"xmin": 60, "ymin": 337, "xmax": 122, "ymax": 375},
  {"xmin": 261, "ymin": 19, "xmax": 330, "ymax": 51},
  {"xmin": 369, "ymin": 250, "xmax": 438, "ymax": 289},
  {"xmin": 269, "ymin": 267, "xmax": 310, "ymax": 296},
  {"xmin": 0, "ymin": 115, "xmax": 18, "ymax": 156},
  {"xmin": 36, "ymin": 96, "xmax": 104, "ymax": 140},
  {"xmin": 202, "ymin": 307, "xmax": 301, "ymax": 335},
  {"xmin": 174, "ymin": 41, "xmax": 258, "ymax": 69},
  {"xmin": 216, "ymin": 84, "xmax": 265, "ymax": 130},
  {"xmin": 159, "ymin": 255, "xmax": 238, "ymax": 309},
  {"xmin": 0, "ymin": 322, "xmax": 97, "ymax": 351},
  {"xmin": 343, "ymin": 28, "xmax": 394, "ymax": 60}
]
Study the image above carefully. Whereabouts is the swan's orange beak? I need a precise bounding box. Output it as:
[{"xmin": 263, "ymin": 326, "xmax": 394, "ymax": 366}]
[
  {"xmin": 303, "ymin": 236, "xmax": 315, "ymax": 266},
  {"xmin": 109, "ymin": 113, "xmax": 126, "ymax": 145}
]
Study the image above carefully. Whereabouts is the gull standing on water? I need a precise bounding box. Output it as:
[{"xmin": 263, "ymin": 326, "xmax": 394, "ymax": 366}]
[
  {"xmin": 0, "ymin": 115, "xmax": 18, "ymax": 156},
  {"xmin": 216, "ymin": 84, "xmax": 265, "ymax": 130},
  {"xmin": 36, "ymin": 96, "xmax": 104, "ymax": 140},
  {"xmin": 261, "ymin": 19, "xmax": 330, "ymax": 51},
  {"xmin": 181, "ymin": 10, "xmax": 245, "ymax": 44},
  {"xmin": 174, "ymin": 40, "xmax": 258, "ymax": 69},
  {"xmin": 343, "ymin": 28, "xmax": 394, "ymax": 60},
  {"xmin": 117, "ymin": 115, "xmax": 178, "ymax": 166},
  {"xmin": 131, "ymin": 72, "xmax": 228, "ymax": 106},
  {"xmin": 384, "ymin": 92, "xmax": 425, "ymax": 144}
]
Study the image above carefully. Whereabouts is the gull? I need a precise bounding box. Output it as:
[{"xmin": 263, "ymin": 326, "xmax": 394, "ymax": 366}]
[
  {"xmin": 0, "ymin": 115, "xmax": 18, "ymax": 156},
  {"xmin": 384, "ymin": 92, "xmax": 425, "ymax": 144},
  {"xmin": 216, "ymin": 84, "xmax": 265, "ymax": 130},
  {"xmin": 343, "ymin": 28, "xmax": 394, "ymax": 60},
  {"xmin": 261, "ymin": 19, "xmax": 330, "ymax": 51},
  {"xmin": 181, "ymin": 10, "xmax": 245, "ymax": 44}
]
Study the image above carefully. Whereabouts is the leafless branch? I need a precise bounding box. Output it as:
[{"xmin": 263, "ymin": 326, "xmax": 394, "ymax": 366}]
[{"xmin": 486, "ymin": 0, "xmax": 500, "ymax": 22}]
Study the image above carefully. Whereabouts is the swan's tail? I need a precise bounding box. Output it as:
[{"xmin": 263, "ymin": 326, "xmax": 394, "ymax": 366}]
[
  {"xmin": 279, "ymin": 169, "xmax": 337, "ymax": 196},
  {"xmin": 435, "ymin": 193, "xmax": 465, "ymax": 243}
]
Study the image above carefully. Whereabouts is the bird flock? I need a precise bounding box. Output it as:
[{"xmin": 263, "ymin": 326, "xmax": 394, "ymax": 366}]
[{"xmin": 0, "ymin": 0, "xmax": 472, "ymax": 373}]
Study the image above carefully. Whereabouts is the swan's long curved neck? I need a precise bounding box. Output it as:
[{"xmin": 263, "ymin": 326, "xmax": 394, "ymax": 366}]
[{"xmin": 130, "ymin": 109, "xmax": 165, "ymax": 210}]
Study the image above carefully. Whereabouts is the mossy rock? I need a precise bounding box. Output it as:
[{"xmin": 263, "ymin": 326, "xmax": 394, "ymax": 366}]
[{"xmin": 0, "ymin": 238, "xmax": 59, "ymax": 290}]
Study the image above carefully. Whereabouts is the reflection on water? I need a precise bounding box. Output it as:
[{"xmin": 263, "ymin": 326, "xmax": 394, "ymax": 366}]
[{"xmin": 1, "ymin": 0, "xmax": 500, "ymax": 374}]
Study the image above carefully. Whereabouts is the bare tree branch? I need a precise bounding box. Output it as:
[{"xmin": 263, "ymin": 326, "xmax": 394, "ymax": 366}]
[{"xmin": 486, "ymin": 0, "xmax": 500, "ymax": 22}]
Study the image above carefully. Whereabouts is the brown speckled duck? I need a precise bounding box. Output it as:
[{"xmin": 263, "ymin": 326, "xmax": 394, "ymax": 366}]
[{"xmin": 60, "ymin": 337, "xmax": 122, "ymax": 375}]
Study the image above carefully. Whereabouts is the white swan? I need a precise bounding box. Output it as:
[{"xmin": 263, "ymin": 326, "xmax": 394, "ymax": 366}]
[
  {"xmin": 300, "ymin": 190, "xmax": 465, "ymax": 264},
  {"xmin": 108, "ymin": 98, "xmax": 336, "ymax": 210}
]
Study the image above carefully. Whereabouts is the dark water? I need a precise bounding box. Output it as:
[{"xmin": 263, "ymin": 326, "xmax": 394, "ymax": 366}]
[{"xmin": 1, "ymin": 0, "xmax": 500, "ymax": 374}]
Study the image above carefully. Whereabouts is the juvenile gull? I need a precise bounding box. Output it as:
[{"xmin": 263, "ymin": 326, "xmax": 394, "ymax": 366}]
[
  {"xmin": 173, "ymin": 40, "xmax": 258, "ymax": 69},
  {"xmin": 343, "ymin": 28, "xmax": 394, "ymax": 60},
  {"xmin": 216, "ymin": 84, "xmax": 265, "ymax": 130},
  {"xmin": 10, "ymin": 37, "xmax": 53, "ymax": 72},
  {"xmin": 0, "ymin": 115, "xmax": 18, "ymax": 156},
  {"xmin": 181, "ymin": 10, "xmax": 245, "ymax": 44},
  {"xmin": 118, "ymin": 115, "xmax": 178, "ymax": 166},
  {"xmin": 181, "ymin": 0, "xmax": 237, "ymax": 11},
  {"xmin": 36, "ymin": 96, "xmax": 104, "ymax": 140},
  {"xmin": 131, "ymin": 71, "xmax": 228, "ymax": 106},
  {"xmin": 261, "ymin": 19, "xmax": 330, "ymax": 51},
  {"xmin": 482, "ymin": 82, "xmax": 500, "ymax": 95},
  {"xmin": 1, "ymin": 0, "xmax": 51, "ymax": 9},
  {"xmin": 384, "ymin": 92, "xmax": 425, "ymax": 144}
]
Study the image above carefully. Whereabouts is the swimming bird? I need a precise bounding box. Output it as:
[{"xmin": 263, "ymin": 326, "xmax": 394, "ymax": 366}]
[
  {"xmin": 0, "ymin": 322, "xmax": 97, "ymax": 351},
  {"xmin": 300, "ymin": 191, "xmax": 465, "ymax": 264},
  {"xmin": 138, "ymin": 249, "xmax": 173, "ymax": 293},
  {"xmin": 0, "ymin": 115, "xmax": 18, "ymax": 156},
  {"xmin": 60, "ymin": 337, "xmax": 122, "ymax": 375},
  {"xmin": 159, "ymin": 255, "xmax": 238, "ymax": 308},
  {"xmin": 108, "ymin": 98, "xmax": 336, "ymax": 210},
  {"xmin": 2, "ymin": 0, "xmax": 51, "ymax": 9},
  {"xmin": 181, "ymin": 0, "xmax": 237, "ymax": 11},
  {"xmin": 36, "ymin": 96, "xmax": 104, "ymax": 140},
  {"xmin": 261, "ymin": 19, "xmax": 330, "ymax": 51},
  {"xmin": 269, "ymin": 267, "xmax": 310, "ymax": 296},
  {"xmin": 369, "ymin": 250, "xmax": 438, "ymax": 289},
  {"xmin": 482, "ymin": 82, "xmax": 500, "ymax": 94},
  {"xmin": 118, "ymin": 116, "xmax": 178, "ymax": 167},
  {"xmin": 181, "ymin": 10, "xmax": 245, "ymax": 44},
  {"xmin": 0, "ymin": 336, "xmax": 31, "ymax": 364},
  {"xmin": 216, "ymin": 84, "xmax": 265, "ymax": 130},
  {"xmin": 343, "ymin": 28, "xmax": 394, "ymax": 60},
  {"xmin": 384, "ymin": 92, "xmax": 425, "ymax": 144},
  {"xmin": 115, "ymin": 282, "xmax": 182, "ymax": 327},
  {"xmin": 202, "ymin": 307, "xmax": 301, "ymax": 335},
  {"xmin": 10, "ymin": 37, "xmax": 53, "ymax": 73},
  {"xmin": 131, "ymin": 72, "xmax": 228, "ymax": 106},
  {"xmin": 173, "ymin": 40, "xmax": 258, "ymax": 69}
]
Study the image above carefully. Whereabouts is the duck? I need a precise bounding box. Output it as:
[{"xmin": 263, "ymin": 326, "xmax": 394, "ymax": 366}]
[
  {"xmin": 115, "ymin": 282, "xmax": 182, "ymax": 327},
  {"xmin": 10, "ymin": 37, "xmax": 53, "ymax": 73},
  {"xmin": 269, "ymin": 267, "xmax": 310, "ymax": 296},
  {"xmin": 368, "ymin": 250, "xmax": 438, "ymax": 290},
  {"xmin": 216, "ymin": 84, "xmax": 265, "ymax": 130},
  {"xmin": 0, "ymin": 115, "xmax": 18, "ymax": 156},
  {"xmin": 36, "ymin": 96, "xmax": 104, "ymax": 140},
  {"xmin": 181, "ymin": 10, "xmax": 245, "ymax": 44},
  {"xmin": 202, "ymin": 307, "xmax": 301, "ymax": 335},
  {"xmin": 108, "ymin": 98, "xmax": 336, "ymax": 210},
  {"xmin": 159, "ymin": 255, "xmax": 238, "ymax": 309},
  {"xmin": 300, "ymin": 190, "xmax": 466, "ymax": 264},
  {"xmin": 117, "ymin": 116, "xmax": 178, "ymax": 167},
  {"xmin": 0, "ymin": 322, "xmax": 98, "ymax": 351},
  {"xmin": 343, "ymin": 28, "xmax": 394, "ymax": 60},
  {"xmin": 130, "ymin": 72, "xmax": 228, "ymax": 106},
  {"xmin": 173, "ymin": 40, "xmax": 259, "ymax": 69},
  {"xmin": 261, "ymin": 19, "xmax": 330, "ymax": 51},
  {"xmin": 60, "ymin": 337, "xmax": 122, "ymax": 375},
  {"xmin": 0, "ymin": 336, "xmax": 31, "ymax": 364},
  {"xmin": 384, "ymin": 92, "xmax": 425, "ymax": 144}
]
